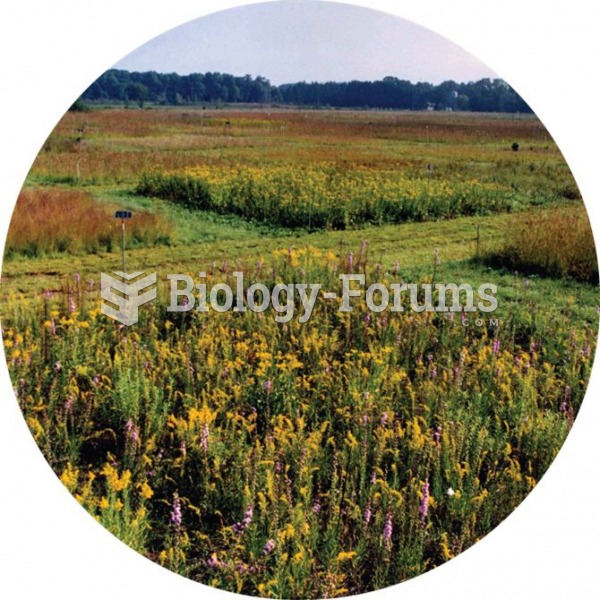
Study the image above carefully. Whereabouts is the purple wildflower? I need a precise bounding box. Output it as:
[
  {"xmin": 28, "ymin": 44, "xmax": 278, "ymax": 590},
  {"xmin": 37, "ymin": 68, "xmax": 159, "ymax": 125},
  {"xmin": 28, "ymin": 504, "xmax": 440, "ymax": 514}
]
[
  {"xmin": 364, "ymin": 313, "xmax": 371, "ymax": 327},
  {"xmin": 433, "ymin": 426, "xmax": 442, "ymax": 445},
  {"xmin": 125, "ymin": 419, "xmax": 139, "ymax": 444},
  {"xmin": 74, "ymin": 272, "xmax": 80, "ymax": 285},
  {"xmin": 170, "ymin": 493, "xmax": 182, "ymax": 530},
  {"xmin": 50, "ymin": 318, "xmax": 56, "ymax": 335},
  {"xmin": 262, "ymin": 539, "xmax": 276, "ymax": 556},
  {"xmin": 383, "ymin": 512, "xmax": 393, "ymax": 545},
  {"xmin": 312, "ymin": 499, "xmax": 322, "ymax": 515},
  {"xmin": 64, "ymin": 396, "xmax": 74, "ymax": 414},
  {"xmin": 453, "ymin": 365, "xmax": 461, "ymax": 381},
  {"xmin": 380, "ymin": 412, "xmax": 388, "ymax": 427},
  {"xmin": 54, "ymin": 361, "xmax": 62, "ymax": 373},
  {"xmin": 419, "ymin": 481, "xmax": 430, "ymax": 523},
  {"xmin": 232, "ymin": 505, "xmax": 253, "ymax": 535},
  {"xmin": 561, "ymin": 385, "xmax": 574, "ymax": 427},
  {"xmin": 130, "ymin": 427, "xmax": 139, "ymax": 444},
  {"xmin": 363, "ymin": 504, "xmax": 372, "ymax": 526},
  {"xmin": 264, "ymin": 379, "xmax": 272, "ymax": 395},
  {"xmin": 68, "ymin": 294, "xmax": 76, "ymax": 313},
  {"xmin": 493, "ymin": 337, "xmax": 500, "ymax": 355},
  {"xmin": 347, "ymin": 251, "xmax": 354, "ymax": 270},
  {"xmin": 200, "ymin": 423, "xmax": 209, "ymax": 454}
]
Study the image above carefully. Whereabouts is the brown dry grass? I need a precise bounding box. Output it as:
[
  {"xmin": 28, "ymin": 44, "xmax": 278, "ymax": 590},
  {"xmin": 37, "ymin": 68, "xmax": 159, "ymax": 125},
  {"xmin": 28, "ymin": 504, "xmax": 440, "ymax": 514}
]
[
  {"xmin": 486, "ymin": 203, "xmax": 598, "ymax": 283},
  {"xmin": 5, "ymin": 187, "xmax": 171, "ymax": 257}
]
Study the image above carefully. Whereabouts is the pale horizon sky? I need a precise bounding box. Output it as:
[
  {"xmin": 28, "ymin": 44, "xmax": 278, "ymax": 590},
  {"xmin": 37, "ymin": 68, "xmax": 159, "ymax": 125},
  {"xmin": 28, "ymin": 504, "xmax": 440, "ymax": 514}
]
[{"xmin": 114, "ymin": 1, "xmax": 497, "ymax": 85}]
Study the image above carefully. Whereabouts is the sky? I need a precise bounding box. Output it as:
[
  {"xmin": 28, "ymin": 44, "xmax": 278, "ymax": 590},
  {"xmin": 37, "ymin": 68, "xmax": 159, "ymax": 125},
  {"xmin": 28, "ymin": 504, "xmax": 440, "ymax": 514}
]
[{"xmin": 114, "ymin": 1, "xmax": 497, "ymax": 85}]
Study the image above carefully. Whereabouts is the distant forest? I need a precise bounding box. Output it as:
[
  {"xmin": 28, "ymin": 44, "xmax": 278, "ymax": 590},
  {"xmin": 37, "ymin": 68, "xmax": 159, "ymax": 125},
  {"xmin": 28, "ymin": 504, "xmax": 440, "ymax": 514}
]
[{"xmin": 79, "ymin": 69, "xmax": 532, "ymax": 113}]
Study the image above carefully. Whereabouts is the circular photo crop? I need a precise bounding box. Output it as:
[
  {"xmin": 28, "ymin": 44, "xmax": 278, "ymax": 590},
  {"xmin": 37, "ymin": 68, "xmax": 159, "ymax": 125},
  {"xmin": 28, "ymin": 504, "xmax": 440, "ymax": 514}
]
[{"xmin": 2, "ymin": 2, "xmax": 598, "ymax": 598}]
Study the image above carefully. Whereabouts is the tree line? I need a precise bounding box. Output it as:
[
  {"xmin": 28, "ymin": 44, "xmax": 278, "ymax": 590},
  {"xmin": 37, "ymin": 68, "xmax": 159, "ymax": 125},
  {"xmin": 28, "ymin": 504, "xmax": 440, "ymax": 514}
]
[{"xmin": 79, "ymin": 69, "xmax": 532, "ymax": 112}]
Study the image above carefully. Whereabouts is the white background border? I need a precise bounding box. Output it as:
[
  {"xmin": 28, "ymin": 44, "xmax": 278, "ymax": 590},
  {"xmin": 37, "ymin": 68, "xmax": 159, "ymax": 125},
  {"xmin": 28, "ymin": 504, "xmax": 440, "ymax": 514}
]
[{"xmin": 1, "ymin": 1, "xmax": 599, "ymax": 598}]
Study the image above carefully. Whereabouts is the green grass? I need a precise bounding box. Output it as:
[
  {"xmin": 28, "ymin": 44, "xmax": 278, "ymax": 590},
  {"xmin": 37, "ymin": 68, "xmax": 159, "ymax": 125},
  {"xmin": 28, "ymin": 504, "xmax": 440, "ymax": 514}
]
[
  {"xmin": 1, "ymin": 207, "xmax": 508, "ymax": 293},
  {"xmin": 93, "ymin": 187, "xmax": 296, "ymax": 245}
]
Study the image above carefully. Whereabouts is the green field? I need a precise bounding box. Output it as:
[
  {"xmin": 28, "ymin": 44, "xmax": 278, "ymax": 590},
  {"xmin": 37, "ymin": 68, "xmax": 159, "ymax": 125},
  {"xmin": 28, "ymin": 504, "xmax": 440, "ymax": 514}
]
[{"xmin": 1, "ymin": 107, "xmax": 597, "ymax": 598}]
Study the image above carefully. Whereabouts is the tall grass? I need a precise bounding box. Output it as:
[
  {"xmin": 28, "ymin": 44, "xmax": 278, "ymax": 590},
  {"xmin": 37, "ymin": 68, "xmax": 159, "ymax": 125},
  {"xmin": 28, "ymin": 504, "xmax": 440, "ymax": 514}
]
[
  {"xmin": 5, "ymin": 187, "xmax": 171, "ymax": 258},
  {"xmin": 484, "ymin": 204, "xmax": 598, "ymax": 283}
]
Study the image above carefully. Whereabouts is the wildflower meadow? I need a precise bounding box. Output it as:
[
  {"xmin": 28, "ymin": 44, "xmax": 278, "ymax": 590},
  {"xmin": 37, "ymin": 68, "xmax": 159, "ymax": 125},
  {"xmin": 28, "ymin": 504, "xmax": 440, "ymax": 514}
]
[{"xmin": 2, "ymin": 107, "xmax": 598, "ymax": 597}]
